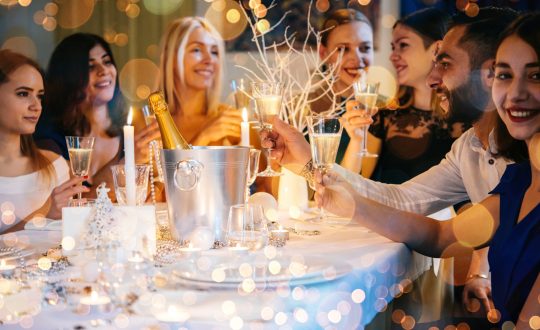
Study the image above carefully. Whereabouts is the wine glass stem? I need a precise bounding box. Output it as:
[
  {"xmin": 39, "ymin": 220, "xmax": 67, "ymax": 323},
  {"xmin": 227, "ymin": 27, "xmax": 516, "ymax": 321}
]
[
  {"xmin": 264, "ymin": 148, "xmax": 273, "ymax": 171},
  {"xmin": 362, "ymin": 125, "xmax": 369, "ymax": 153}
]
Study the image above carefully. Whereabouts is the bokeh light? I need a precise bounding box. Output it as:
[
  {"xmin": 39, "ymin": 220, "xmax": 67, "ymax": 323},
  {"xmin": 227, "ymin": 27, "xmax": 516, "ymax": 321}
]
[
  {"xmin": 57, "ymin": 0, "xmax": 95, "ymax": 29},
  {"xmin": 440, "ymin": 242, "xmax": 473, "ymax": 285},
  {"xmin": 358, "ymin": 0, "xmax": 371, "ymax": 5},
  {"xmin": 0, "ymin": 0, "xmax": 18, "ymax": 7},
  {"xmin": 261, "ymin": 306, "xmax": 274, "ymax": 321},
  {"xmin": 33, "ymin": 10, "xmax": 46, "ymax": 25},
  {"xmin": 43, "ymin": 17, "xmax": 57, "ymax": 31},
  {"xmin": 114, "ymin": 313, "xmax": 130, "ymax": 328},
  {"xmin": 38, "ymin": 257, "xmax": 52, "ymax": 270},
  {"xmin": 401, "ymin": 315, "xmax": 416, "ymax": 329},
  {"xmin": 114, "ymin": 33, "xmax": 129, "ymax": 47},
  {"xmin": 142, "ymin": 0, "xmax": 184, "ymax": 16},
  {"xmin": 465, "ymin": 2, "xmax": 480, "ymax": 17},
  {"xmin": 316, "ymin": 0, "xmax": 330, "ymax": 13},
  {"xmin": 1, "ymin": 36, "xmax": 37, "ymax": 60},
  {"xmin": 61, "ymin": 236, "xmax": 76, "ymax": 251},
  {"xmin": 44, "ymin": 2, "xmax": 58, "ymax": 15},
  {"xmin": 452, "ymin": 203, "xmax": 494, "ymax": 248},
  {"xmin": 256, "ymin": 19, "xmax": 270, "ymax": 34},
  {"xmin": 456, "ymin": 322, "xmax": 471, "ymax": 330},
  {"xmin": 487, "ymin": 309, "xmax": 501, "ymax": 324},
  {"xmin": 351, "ymin": 289, "xmax": 365, "ymax": 303},
  {"xmin": 18, "ymin": 0, "xmax": 31, "ymax": 7},
  {"xmin": 529, "ymin": 317, "xmax": 540, "ymax": 330},
  {"xmin": 205, "ymin": 0, "xmax": 248, "ymax": 41},
  {"xmin": 254, "ymin": 3, "xmax": 267, "ymax": 18},
  {"xmin": 125, "ymin": 3, "xmax": 140, "ymax": 18},
  {"xmin": 119, "ymin": 58, "xmax": 160, "ymax": 102},
  {"xmin": 392, "ymin": 309, "xmax": 405, "ymax": 324},
  {"xmin": 456, "ymin": 0, "xmax": 468, "ymax": 11}
]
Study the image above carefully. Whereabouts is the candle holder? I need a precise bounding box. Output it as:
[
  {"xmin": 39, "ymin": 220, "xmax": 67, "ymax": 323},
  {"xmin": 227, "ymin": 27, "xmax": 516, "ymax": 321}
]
[{"xmin": 269, "ymin": 235, "xmax": 286, "ymax": 248}]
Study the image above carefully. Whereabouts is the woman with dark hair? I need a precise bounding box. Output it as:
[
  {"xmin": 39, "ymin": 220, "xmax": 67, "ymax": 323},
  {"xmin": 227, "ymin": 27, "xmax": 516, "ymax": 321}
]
[
  {"xmin": 316, "ymin": 12, "xmax": 540, "ymax": 325},
  {"xmin": 361, "ymin": 8, "xmax": 468, "ymax": 182},
  {"xmin": 35, "ymin": 33, "xmax": 158, "ymax": 196},
  {"xmin": 0, "ymin": 49, "xmax": 87, "ymax": 233}
]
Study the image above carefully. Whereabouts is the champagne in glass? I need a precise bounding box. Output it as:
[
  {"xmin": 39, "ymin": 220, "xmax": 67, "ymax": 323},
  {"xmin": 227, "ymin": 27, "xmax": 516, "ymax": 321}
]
[
  {"xmin": 352, "ymin": 80, "xmax": 380, "ymax": 157},
  {"xmin": 307, "ymin": 115, "xmax": 343, "ymax": 221},
  {"xmin": 251, "ymin": 81, "xmax": 283, "ymax": 177},
  {"xmin": 310, "ymin": 133, "xmax": 341, "ymax": 172},
  {"xmin": 65, "ymin": 136, "xmax": 95, "ymax": 203}
]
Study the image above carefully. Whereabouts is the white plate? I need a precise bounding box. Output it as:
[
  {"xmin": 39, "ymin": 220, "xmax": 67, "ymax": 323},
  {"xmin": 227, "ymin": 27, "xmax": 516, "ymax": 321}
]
[{"xmin": 171, "ymin": 255, "xmax": 352, "ymax": 289}]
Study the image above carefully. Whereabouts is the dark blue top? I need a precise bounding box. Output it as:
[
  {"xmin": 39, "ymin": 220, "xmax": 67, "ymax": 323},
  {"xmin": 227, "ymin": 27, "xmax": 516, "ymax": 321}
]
[
  {"xmin": 488, "ymin": 162, "xmax": 540, "ymax": 323},
  {"xmin": 34, "ymin": 119, "xmax": 69, "ymax": 160}
]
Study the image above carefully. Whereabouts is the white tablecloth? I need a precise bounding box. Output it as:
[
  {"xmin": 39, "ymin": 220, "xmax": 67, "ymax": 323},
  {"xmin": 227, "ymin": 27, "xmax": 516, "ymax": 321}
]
[{"xmin": 1, "ymin": 217, "xmax": 429, "ymax": 329}]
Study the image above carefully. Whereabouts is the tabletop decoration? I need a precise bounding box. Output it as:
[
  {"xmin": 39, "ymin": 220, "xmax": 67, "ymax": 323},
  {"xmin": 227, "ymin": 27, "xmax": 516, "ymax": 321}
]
[{"xmin": 239, "ymin": 1, "xmax": 347, "ymax": 213}]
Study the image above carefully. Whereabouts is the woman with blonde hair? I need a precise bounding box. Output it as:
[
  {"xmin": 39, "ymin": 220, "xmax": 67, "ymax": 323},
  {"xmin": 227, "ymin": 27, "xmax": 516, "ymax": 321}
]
[
  {"xmin": 159, "ymin": 16, "xmax": 242, "ymax": 145},
  {"xmin": 0, "ymin": 50, "xmax": 87, "ymax": 233}
]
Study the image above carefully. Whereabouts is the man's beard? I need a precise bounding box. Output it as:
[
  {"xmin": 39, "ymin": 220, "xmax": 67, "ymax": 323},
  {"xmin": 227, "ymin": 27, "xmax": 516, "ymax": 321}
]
[{"xmin": 446, "ymin": 71, "xmax": 490, "ymax": 124}]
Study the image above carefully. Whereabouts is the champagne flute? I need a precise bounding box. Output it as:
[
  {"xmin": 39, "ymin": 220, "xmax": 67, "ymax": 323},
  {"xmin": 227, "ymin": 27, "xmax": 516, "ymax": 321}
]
[
  {"xmin": 232, "ymin": 79, "xmax": 259, "ymax": 128},
  {"xmin": 245, "ymin": 148, "xmax": 261, "ymax": 203},
  {"xmin": 251, "ymin": 81, "xmax": 283, "ymax": 177},
  {"xmin": 65, "ymin": 136, "xmax": 95, "ymax": 203},
  {"xmin": 352, "ymin": 80, "xmax": 379, "ymax": 157},
  {"xmin": 307, "ymin": 114, "xmax": 343, "ymax": 221},
  {"xmin": 353, "ymin": 78, "xmax": 380, "ymax": 157}
]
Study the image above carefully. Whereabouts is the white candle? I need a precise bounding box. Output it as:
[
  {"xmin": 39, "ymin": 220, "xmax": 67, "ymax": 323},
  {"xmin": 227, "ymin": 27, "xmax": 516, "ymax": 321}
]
[
  {"xmin": 124, "ymin": 107, "xmax": 136, "ymax": 206},
  {"xmin": 228, "ymin": 244, "xmax": 249, "ymax": 256},
  {"xmin": 179, "ymin": 244, "xmax": 201, "ymax": 258},
  {"xmin": 155, "ymin": 305, "xmax": 190, "ymax": 323},
  {"xmin": 271, "ymin": 226, "xmax": 289, "ymax": 241},
  {"xmin": 0, "ymin": 259, "xmax": 15, "ymax": 272},
  {"xmin": 80, "ymin": 291, "xmax": 111, "ymax": 306},
  {"xmin": 240, "ymin": 108, "xmax": 250, "ymax": 146}
]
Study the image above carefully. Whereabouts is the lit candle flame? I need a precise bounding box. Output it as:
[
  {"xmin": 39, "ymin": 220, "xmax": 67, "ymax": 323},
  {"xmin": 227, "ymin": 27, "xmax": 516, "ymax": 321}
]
[
  {"xmin": 242, "ymin": 108, "xmax": 248, "ymax": 122},
  {"xmin": 90, "ymin": 290, "xmax": 98, "ymax": 300},
  {"xmin": 127, "ymin": 107, "xmax": 133, "ymax": 125}
]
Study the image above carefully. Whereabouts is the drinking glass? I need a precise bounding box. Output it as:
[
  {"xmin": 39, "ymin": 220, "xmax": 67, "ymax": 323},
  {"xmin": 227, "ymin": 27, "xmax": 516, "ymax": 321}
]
[
  {"xmin": 251, "ymin": 81, "xmax": 283, "ymax": 177},
  {"xmin": 245, "ymin": 149, "xmax": 261, "ymax": 203},
  {"xmin": 65, "ymin": 136, "xmax": 95, "ymax": 203},
  {"xmin": 352, "ymin": 80, "xmax": 379, "ymax": 157},
  {"xmin": 110, "ymin": 164, "xmax": 151, "ymax": 205},
  {"xmin": 226, "ymin": 203, "xmax": 268, "ymax": 251},
  {"xmin": 307, "ymin": 114, "xmax": 343, "ymax": 220}
]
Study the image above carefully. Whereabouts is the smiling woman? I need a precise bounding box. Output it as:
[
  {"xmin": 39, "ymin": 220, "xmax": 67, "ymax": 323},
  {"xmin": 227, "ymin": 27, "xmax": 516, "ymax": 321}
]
[
  {"xmin": 34, "ymin": 33, "xmax": 160, "ymax": 199},
  {"xmin": 158, "ymin": 17, "xmax": 243, "ymax": 146}
]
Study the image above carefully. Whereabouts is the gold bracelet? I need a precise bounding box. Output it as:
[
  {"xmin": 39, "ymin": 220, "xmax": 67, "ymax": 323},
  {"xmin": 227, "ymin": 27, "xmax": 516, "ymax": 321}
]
[
  {"xmin": 467, "ymin": 273, "xmax": 489, "ymax": 280},
  {"xmin": 300, "ymin": 159, "xmax": 315, "ymax": 188}
]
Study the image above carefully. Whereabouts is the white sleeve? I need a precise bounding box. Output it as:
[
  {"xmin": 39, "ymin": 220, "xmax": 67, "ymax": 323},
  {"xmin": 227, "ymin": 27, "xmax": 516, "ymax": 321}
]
[{"xmin": 333, "ymin": 135, "xmax": 470, "ymax": 216}]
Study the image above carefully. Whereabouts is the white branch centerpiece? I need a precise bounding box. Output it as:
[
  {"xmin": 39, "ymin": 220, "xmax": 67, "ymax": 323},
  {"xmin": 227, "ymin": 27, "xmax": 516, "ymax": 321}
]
[{"xmin": 237, "ymin": 0, "xmax": 347, "ymax": 135}]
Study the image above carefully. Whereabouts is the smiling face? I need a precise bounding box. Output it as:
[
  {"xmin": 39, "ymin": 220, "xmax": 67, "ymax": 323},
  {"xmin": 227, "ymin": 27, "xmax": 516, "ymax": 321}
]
[
  {"xmin": 427, "ymin": 26, "xmax": 489, "ymax": 123},
  {"xmin": 390, "ymin": 24, "xmax": 436, "ymax": 89},
  {"xmin": 492, "ymin": 35, "xmax": 540, "ymax": 142},
  {"xmin": 0, "ymin": 65, "xmax": 44, "ymax": 136},
  {"xmin": 181, "ymin": 27, "xmax": 220, "ymax": 92},
  {"xmin": 321, "ymin": 21, "xmax": 374, "ymax": 94},
  {"xmin": 84, "ymin": 44, "xmax": 117, "ymax": 107}
]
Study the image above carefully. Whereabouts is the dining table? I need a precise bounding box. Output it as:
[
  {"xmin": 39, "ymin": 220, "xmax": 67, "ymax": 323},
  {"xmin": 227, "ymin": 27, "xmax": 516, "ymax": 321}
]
[{"xmin": 0, "ymin": 210, "xmax": 430, "ymax": 330}]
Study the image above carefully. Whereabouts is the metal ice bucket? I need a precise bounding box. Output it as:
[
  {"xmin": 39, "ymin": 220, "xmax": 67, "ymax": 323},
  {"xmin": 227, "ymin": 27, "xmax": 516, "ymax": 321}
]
[{"xmin": 161, "ymin": 146, "xmax": 249, "ymax": 245}]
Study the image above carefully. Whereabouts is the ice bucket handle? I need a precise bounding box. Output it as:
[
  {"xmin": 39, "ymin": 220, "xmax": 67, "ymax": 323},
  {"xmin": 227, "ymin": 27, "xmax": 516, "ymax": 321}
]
[{"xmin": 173, "ymin": 159, "xmax": 204, "ymax": 191}]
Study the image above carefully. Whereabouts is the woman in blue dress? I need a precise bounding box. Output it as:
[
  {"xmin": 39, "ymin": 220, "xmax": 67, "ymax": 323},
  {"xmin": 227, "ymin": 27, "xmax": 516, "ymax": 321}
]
[{"xmin": 316, "ymin": 13, "xmax": 540, "ymax": 326}]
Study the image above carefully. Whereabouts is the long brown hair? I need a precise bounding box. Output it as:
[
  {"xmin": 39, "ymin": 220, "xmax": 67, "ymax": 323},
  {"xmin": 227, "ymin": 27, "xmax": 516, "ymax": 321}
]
[
  {"xmin": 0, "ymin": 49, "xmax": 54, "ymax": 183},
  {"xmin": 493, "ymin": 13, "xmax": 539, "ymax": 162}
]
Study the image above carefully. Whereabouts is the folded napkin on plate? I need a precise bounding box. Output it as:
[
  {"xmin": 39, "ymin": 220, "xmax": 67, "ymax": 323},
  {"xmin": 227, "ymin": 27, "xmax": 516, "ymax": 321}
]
[{"xmin": 24, "ymin": 218, "xmax": 62, "ymax": 231}]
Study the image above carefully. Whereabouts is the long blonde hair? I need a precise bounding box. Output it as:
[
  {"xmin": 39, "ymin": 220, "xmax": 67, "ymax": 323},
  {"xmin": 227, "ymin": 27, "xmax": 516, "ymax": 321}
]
[{"xmin": 159, "ymin": 17, "xmax": 224, "ymax": 117}]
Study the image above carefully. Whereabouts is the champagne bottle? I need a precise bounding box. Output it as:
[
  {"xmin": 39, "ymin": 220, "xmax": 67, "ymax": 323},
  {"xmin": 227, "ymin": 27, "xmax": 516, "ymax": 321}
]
[{"xmin": 148, "ymin": 91, "xmax": 192, "ymax": 149}]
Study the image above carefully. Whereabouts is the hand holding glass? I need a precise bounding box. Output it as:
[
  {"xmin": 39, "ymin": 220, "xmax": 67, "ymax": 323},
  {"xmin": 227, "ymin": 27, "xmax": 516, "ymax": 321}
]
[
  {"xmin": 352, "ymin": 80, "xmax": 379, "ymax": 157},
  {"xmin": 251, "ymin": 81, "xmax": 283, "ymax": 177},
  {"xmin": 307, "ymin": 115, "xmax": 343, "ymax": 220},
  {"xmin": 65, "ymin": 136, "xmax": 95, "ymax": 203}
]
